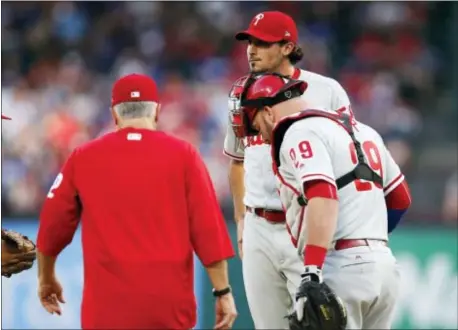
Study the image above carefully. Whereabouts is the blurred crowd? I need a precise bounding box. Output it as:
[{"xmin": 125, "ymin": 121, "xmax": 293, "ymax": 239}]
[{"xmin": 1, "ymin": 2, "xmax": 456, "ymax": 224}]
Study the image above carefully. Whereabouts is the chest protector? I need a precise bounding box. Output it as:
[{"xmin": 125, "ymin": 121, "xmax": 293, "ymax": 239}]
[{"xmin": 271, "ymin": 109, "xmax": 383, "ymax": 206}]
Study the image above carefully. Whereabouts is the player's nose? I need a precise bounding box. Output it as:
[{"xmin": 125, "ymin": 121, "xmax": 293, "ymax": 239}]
[{"xmin": 247, "ymin": 43, "xmax": 257, "ymax": 55}]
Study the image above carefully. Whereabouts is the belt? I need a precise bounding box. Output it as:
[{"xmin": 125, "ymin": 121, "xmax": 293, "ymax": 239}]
[
  {"xmin": 246, "ymin": 206, "xmax": 286, "ymax": 223},
  {"xmin": 333, "ymin": 239, "xmax": 388, "ymax": 251}
]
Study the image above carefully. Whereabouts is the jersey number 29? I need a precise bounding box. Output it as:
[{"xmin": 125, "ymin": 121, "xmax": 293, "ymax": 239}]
[
  {"xmin": 349, "ymin": 141, "xmax": 383, "ymax": 191},
  {"xmin": 289, "ymin": 140, "xmax": 313, "ymax": 168}
]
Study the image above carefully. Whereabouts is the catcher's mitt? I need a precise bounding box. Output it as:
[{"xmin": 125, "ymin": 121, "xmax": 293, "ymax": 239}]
[
  {"xmin": 288, "ymin": 266, "xmax": 347, "ymax": 330},
  {"xmin": 2, "ymin": 229, "xmax": 36, "ymax": 278}
]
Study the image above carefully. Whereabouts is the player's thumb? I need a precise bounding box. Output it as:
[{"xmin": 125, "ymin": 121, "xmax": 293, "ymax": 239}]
[
  {"xmin": 57, "ymin": 291, "xmax": 66, "ymax": 304},
  {"xmin": 214, "ymin": 314, "xmax": 230, "ymax": 329},
  {"xmin": 296, "ymin": 297, "xmax": 305, "ymax": 321}
]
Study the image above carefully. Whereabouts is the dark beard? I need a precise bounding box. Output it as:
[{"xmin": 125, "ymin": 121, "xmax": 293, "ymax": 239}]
[{"xmin": 249, "ymin": 62, "xmax": 265, "ymax": 73}]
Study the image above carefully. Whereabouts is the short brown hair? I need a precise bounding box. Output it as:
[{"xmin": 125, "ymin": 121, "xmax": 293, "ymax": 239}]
[
  {"xmin": 288, "ymin": 45, "xmax": 304, "ymax": 65},
  {"xmin": 279, "ymin": 41, "xmax": 304, "ymax": 65}
]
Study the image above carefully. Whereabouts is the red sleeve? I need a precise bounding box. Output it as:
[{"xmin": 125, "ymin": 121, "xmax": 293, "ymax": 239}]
[
  {"xmin": 385, "ymin": 179, "xmax": 411, "ymax": 210},
  {"xmin": 186, "ymin": 146, "xmax": 235, "ymax": 266},
  {"xmin": 37, "ymin": 150, "xmax": 82, "ymax": 257},
  {"xmin": 303, "ymin": 180, "xmax": 338, "ymax": 200}
]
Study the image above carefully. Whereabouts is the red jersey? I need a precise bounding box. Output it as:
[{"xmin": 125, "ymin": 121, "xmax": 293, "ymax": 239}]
[{"xmin": 37, "ymin": 127, "xmax": 235, "ymax": 329}]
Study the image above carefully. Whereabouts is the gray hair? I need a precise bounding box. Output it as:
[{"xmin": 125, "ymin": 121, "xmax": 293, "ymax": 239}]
[{"xmin": 113, "ymin": 101, "xmax": 158, "ymax": 119}]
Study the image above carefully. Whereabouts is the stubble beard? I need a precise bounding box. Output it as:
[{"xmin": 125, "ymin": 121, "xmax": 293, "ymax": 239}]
[{"xmin": 249, "ymin": 62, "xmax": 267, "ymax": 74}]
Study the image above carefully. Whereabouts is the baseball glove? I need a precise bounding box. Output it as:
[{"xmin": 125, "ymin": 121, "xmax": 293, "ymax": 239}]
[
  {"xmin": 288, "ymin": 266, "xmax": 347, "ymax": 330},
  {"xmin": 2, "ymin": 229, "xmax": 36, "ymax": 278}
]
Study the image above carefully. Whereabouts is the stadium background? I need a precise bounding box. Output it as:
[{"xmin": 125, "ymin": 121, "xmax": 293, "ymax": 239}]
[{"xmin": 1, "ymin": 1, "xmax": 456, "ymax": 329}]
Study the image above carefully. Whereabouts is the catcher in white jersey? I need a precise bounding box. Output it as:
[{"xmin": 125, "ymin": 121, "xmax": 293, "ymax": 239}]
[
  {"xmin": 224, "ymin": 11, "xmax": 353, "ymax": 329},
  {"xmin": 231, "ymin": 72, "xmax": 412, "ymax": 330}
]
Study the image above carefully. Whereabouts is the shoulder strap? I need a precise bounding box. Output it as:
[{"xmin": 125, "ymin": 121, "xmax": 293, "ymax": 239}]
[
  {"xmin": 271, "ymin": 109, "xmax": 336, "ymax": 169},
  {"xmin": 334, "ymin": 115, "xmax": 383, "ymax": 190},
  {"xmin": 271, "ymin": 109, "xmax": 383, "ymax": 207}
]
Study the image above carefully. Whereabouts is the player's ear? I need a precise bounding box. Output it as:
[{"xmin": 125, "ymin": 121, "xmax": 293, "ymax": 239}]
[
  {"xmin": 154, "ymin": 103, "xmax": 161, "ymax": 123},
  {"xmin": 264, "ymin": 105, "xmax": 279, "ymax": 124},
  {"xmin": 264, "ymin": 106, "xmax": 274, "ymax": 118},
  {"xmin": 281, "ymin": 41, "xmax": 294, "ymax": 57},
  {"xmin": 111, "ymin": 107, "xmax": 119, "ymax": 127}
]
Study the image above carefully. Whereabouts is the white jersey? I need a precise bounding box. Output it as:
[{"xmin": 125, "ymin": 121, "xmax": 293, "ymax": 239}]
[
  {"xmin": 275, "ymin": 114, "xmax": 404, "ymax": 258},
  {"xmin": 223, "ymin": 68, "xmax": 352, "ymax": 210}
]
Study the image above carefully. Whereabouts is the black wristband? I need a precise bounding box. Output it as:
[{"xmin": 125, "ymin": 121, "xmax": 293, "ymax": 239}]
[{"xmin": 212, "ymin": 286, "xmax": 231, "ymax": 297}]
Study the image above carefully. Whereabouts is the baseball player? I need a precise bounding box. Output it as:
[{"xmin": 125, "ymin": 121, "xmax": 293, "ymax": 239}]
[
  {"xmin": 36, "ymin": 74, "xmax": 237, "ymax": 329},
  {"xmin": 224, "ymin": 11, "xmax": 354, "ymax": 329},
  {"xmin": 233, "ymin": 72, "xmax": 412, "ymax": 329},
  {"xmin": 1, "ymin": 114, "xmax": 37, "ymax": 278}
]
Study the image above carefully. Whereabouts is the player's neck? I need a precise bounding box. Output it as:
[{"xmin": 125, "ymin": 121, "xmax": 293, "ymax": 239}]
[
  {"xmin": 275, "ymin": 98, "xmax": 308, "ymax": 120},
  {"xmin": 117, "ymin": 119, "xmax": 157, "ymax": 131},
  {"xmin": 272, "ymin": 62, "xmax": 296, "ymax": 78}
]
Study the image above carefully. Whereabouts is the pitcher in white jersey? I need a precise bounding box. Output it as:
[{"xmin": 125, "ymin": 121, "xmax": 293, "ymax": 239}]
[
  {"xmin": 224, "ymin": 11, "xmax": 353, "ymax": 329},
  {"xmin": 232, "ymin": 72, "xmax": 412, "ymax": 330}
]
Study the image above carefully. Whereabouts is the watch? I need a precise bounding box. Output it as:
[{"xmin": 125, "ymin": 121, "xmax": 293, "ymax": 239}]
[{"xmin": 212, "ymin": 286, "xmax": 231, "ymax": 297}]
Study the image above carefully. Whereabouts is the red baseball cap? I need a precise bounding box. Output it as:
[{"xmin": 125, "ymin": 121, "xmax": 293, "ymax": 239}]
[
  {"xmin": 235, "ymin": 11, "xmax": 298, "ymax": 44},
  {"xmin": 1, "ymin": 114, "xmax": 11, "ymax": 120},
  {"xmin": 111, "ymin": 74, "xmax": 159, "ymax": 107}
]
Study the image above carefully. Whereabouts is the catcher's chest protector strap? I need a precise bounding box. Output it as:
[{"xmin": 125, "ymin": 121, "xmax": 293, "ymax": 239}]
[{"xmin": 271, "ymin": 110, "xmax": 383, "ymax": 207}]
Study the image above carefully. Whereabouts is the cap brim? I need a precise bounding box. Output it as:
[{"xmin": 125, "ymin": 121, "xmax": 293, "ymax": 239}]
[
  {"xmin": 1, "ymin": 115, "xmax": 11, "ymax": 120},
  {"xmin": 235, "ymin": 30, "xmax": 283, "ymax": 43}
]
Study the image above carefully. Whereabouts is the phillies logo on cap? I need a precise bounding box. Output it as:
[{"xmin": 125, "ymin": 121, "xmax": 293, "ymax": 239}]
[
  {"xmin": 253, "ymin": 13, "xmax": 264, "ymax": 25},
  {"xmin": 235, "ymin": 11, "xmax": 298, "ymax": 44}
]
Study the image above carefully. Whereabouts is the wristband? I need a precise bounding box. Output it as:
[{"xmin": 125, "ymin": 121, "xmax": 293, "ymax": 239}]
[
  {"xmin": 304, "ymin": 244, "xmax": 327, "ymax": 268},
  {"xmin": 212, "ymin": 286, "xmax": 231, "ymax": 297}
]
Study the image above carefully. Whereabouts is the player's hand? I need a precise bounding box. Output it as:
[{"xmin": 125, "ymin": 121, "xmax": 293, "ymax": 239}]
[
  {"xmin": 295, "ymin": 266, "xmax": 323, "ymax": 321},
  {"xmin": 38, "ymin": 276, "xmax": 66, "ymax": 316},
  {"xmin": 236, "ymin": 218, "xmax": 244, "ymax": 259},
  {"xmin": 288, "ymin": 265, "xmax": 347, "ymax": 330},
  {"xmin": 214, "ymin": 293, "xmax": 238, "ymax": 329}
]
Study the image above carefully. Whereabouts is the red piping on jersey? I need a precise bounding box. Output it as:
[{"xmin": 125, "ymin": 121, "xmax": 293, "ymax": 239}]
[
  {"xmin": 301, "ymin": 173, "xmax": 336, "ymax": 184},
  {"xmin": 277, "ymin": 191, "xmax": 300, "ymax": 248},
  {"xmin": 292, "ymin": 68, "xmax": 301, "ymax": 79},
  {"xmin": 286, "ymin": 222, "xmax": 297, "ymax": 247},
  {"xmin": 274, "ymin": 167, "xmax": 303, "ymax": 246},
  {"xmin": 223, "ymin": 149, "xmax": 244, "ymax": 161},
  {"xmin": 277, "ymin": 172, "xmax": 301, "ymax": 196},
  {"xmin": 295, "ymin": 205, "xmax": 305, "ymax": 247},
  {"xmin": 384, "ymin": 173, "xmax": 403, "ymax": 193}
]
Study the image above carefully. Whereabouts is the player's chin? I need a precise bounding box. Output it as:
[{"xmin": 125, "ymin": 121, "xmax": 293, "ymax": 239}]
[{"xmin": 249, "ymin": 62, "xmax": 265, "ymax": 73}]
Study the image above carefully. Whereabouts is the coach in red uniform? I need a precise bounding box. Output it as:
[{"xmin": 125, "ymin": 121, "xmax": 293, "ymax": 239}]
[{"xmin": 36, "ymin": 74, "xmax": 237, "ymax": 329}]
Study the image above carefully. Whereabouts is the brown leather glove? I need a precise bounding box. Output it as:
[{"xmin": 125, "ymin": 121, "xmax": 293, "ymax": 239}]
[{"xmin": 2, "ymin": 229, "xmax": 36, "ymax": 278}]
